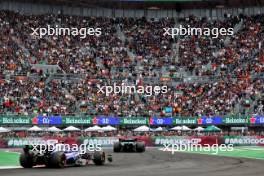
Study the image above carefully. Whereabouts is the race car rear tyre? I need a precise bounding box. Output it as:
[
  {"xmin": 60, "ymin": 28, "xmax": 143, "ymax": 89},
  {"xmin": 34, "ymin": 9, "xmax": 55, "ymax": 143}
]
[
  {"xmin": 136, "ymin": 142, "xmax": 145, "ymax": 152},
  {"xmin": 20, "ymin": 152, "xmax": 33, "ymax": 168},
  {"xmin": 113, "ymin": 142, "xmax": 121, "ymax": 152},
  {"xmin": 49, "ymin": 151, "xmax": 66, "ymax": 168},
  {"xmin": 93, "ymin": 151, "xmax": 105, "ymax": 165}
]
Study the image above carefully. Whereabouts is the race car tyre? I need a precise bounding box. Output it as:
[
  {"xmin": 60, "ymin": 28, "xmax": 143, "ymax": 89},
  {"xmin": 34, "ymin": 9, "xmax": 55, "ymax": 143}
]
[
  {"xmin": 48, "ymin": 151, "xmax": 66, "ymax": 168},
  {"xmin": 20, "ymin": 152, "xmax": 33, "ymax": 168},
  {"xmin": 113, "ymin": 142, "xmax": 121, "ymax": 152},
  {"xmin": 136, "ymin": 142, "xmax": 145, "ymax": 152},
  {"xmin": 93, "ymin": 151, "xmax": 105, "ymax": 165}
]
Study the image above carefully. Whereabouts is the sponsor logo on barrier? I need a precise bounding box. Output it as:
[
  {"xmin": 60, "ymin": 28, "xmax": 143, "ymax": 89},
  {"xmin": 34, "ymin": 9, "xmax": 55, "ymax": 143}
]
[
  {"xmin": 155, "ymin": 138, "xmax": 201, "ymax": 146},
  {"xmin": 225, "ymin": 137, "xmax": 264, "ymax": 145},
  {"xmin": 8, "ymin": 138, "xmax": 54, "ymax": 147},
  {"xmin": 83, "ymin": 138, "xmax": 119, "ymax": 147}
]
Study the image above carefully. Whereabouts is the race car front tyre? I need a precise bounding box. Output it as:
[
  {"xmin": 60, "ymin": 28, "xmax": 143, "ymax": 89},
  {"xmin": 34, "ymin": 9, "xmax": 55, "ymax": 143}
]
[
  {"xmin": 93, "ymin": 151, "xmax": 105, "ymax": 165},
  {"xmin": 136, "ymin": 142, "xmax": 145, "ymax": 152},
  {"xmin": 48, "ymin": 151, "xmax": 66, "ymax": 168},
  {"xmin": 113, "ymin": 142, "xmax": 121, "ymax": 152},
  {"xmin": 20, "ymin": 152, "xmax": 33, "ymax": 168}
]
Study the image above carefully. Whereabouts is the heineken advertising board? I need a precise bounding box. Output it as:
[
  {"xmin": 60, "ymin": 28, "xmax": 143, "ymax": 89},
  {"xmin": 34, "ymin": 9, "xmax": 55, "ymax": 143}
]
[
  {"xmin": 62, "ymin": 117, "xmax": 92, "ymax": 125},
  {"xmin": 0, "ymin": 116, "xmax": 32, "ymax": 124},
  {"xmin": 0, "ymin": 115, "xmax": 264, "ymax": 125},
  {"xmin": 173, "ymin": 117, "xmax": 197, "ymax": 125},
  {"xmin": 222, "ymin": 117, "xmax": 249, "ymax": 124},
  {"xmin": 120, "ymin": 117, "xmax": 149, "ymax": 125}
]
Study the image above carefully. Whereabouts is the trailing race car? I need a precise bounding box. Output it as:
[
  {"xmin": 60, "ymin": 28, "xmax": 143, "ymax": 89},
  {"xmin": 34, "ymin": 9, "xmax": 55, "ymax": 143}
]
[
  {"xmin": 19, "ymin": 144, "xmax": 112, "ymax": 168},
  {"xmin": 113, "ymin": 138, "xmax": 145, "ymax": 152}
]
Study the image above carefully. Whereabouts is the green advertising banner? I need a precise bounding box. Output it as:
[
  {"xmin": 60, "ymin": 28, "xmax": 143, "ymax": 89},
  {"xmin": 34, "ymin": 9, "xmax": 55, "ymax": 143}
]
[
  {"xmin": 62, "ymin": 116, "xmax": 92, "ymax": 125},
  {"xmin": 0, "ymin": 116, "xmax": 32, "ymax": 124},
  {"xmin": 173, "ymin": 117, "xmax": 197, "ymax": 125},
  {"xmin": 222, "ymin": 117, "xmax": 249, "ymax": 124},
  {"xmin": 120, "ymin": 117, "xmax": 149, "ymax": 125}
]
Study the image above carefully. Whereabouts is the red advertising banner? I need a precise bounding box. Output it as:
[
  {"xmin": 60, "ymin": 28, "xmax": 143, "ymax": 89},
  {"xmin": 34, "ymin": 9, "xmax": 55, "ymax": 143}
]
[{"xmin": 2, "ymin": 136, "xmax": 264, "ymax": 148}]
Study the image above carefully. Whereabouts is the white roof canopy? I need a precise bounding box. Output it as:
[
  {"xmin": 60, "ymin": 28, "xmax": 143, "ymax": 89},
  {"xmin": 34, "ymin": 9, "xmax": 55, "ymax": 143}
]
[
  {"xmin": 153, "ymin": 127, "xmax": 163, "ymax": 131},
  {"xmin": 101, "ymin": 125, "xmax": 117, "ymax": 131},
  {"xmin": 0, "ymin": 127, "xmax": 11, "ymax": 133},
  {"xmin": 171, "ymin": 125, "xmax": 191, "ymax": 131},
  {"xmin": 47, "ymin": 126, "xmax": 62, "ymax": 132},
  {"xmin": 194, "ymin": 126, "xmax": 205, "ymax": 131},
  {"xmin": 181, "ymin": 125, "xmax": 191, "ymax": 131},
  {"xmin": 27, "ymin": 126, "xmax": 42, "ymax": 131},
  {"xmin": 170, "ymin": 126, "xmax": 182, "ymax": 131},
  {"xmin": 84, "ymin": 125, "xmax": 102, "ymax": 132},
  {"xmin": 133, "ymin": 125, "xmax": 150, "ymax": 132},
  {"xmin": 63, "ymin": 126, "xmax": 80, "ymax": 131}
]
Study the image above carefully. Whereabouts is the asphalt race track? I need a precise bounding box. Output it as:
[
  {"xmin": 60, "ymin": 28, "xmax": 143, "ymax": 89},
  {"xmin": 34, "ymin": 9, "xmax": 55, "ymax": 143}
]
[{"xmin": 0, "ymin": 149, "xmax": 264, "ymax": 176}]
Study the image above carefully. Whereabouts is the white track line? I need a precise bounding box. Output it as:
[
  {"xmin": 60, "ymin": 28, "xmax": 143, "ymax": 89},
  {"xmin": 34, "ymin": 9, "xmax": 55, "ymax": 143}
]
[
  {"xmin": 235, "ymin": 147, "xmax": 264, "ymax": 151},
  {"xmin": 0, "ymin": 166, "xmax": 21, "ymax": 169},
  {"xmin": 4, "ymin": 151, "xmax": 21, "ymax": 154}
]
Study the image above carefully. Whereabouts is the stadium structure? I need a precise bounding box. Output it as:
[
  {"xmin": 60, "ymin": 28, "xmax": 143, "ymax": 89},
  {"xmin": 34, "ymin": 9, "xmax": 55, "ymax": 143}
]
[{"xmin": 0, "ymin": 0, "xmax": 263, "ymax": 175}]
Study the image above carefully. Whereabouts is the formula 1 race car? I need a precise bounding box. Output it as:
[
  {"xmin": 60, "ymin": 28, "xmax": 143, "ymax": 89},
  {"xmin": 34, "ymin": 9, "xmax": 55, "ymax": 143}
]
[
  {"xmin": 19, "ymin": 144, "xmax": 112, "ymax": 168},
  {"xmin": 113, "ymin": 138, "xmax": 145, "ymax": 152}
]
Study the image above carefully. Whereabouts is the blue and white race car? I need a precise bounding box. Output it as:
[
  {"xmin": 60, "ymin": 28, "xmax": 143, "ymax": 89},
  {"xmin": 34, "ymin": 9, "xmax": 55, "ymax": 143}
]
[{"xmin": 19, "ymin": 144, "xmax": 112, "ymax": 168}]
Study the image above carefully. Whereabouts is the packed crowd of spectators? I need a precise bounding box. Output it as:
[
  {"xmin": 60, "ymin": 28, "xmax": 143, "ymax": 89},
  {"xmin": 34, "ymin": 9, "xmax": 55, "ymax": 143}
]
[{"xmin": 0, "ymin": 10, "xmax": 263, "ymax": 117}]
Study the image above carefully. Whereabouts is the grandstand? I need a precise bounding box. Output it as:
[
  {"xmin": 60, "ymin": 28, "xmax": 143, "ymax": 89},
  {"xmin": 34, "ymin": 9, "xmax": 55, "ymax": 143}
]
[
  {"xmin": 1, "ymin": 2, "xmax": 264, "ymax": 175},
  {"xmin": 0, "ymin": 0, "xmax": 263, "ymax": 121}
]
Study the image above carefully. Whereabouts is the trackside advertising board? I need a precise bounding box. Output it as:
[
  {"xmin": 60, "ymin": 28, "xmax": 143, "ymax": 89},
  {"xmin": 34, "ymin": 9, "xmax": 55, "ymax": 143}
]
[
  {"xmin": 2, "ymin": 136, "xmax": 264, "ymax": 148},
  {"xmin": 1, "ymin": 115, "xmax": 264, "ymax": 125},
  {"xmin": 223, "ymin": 136, "xmax": 264, "ymax": 146}
]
